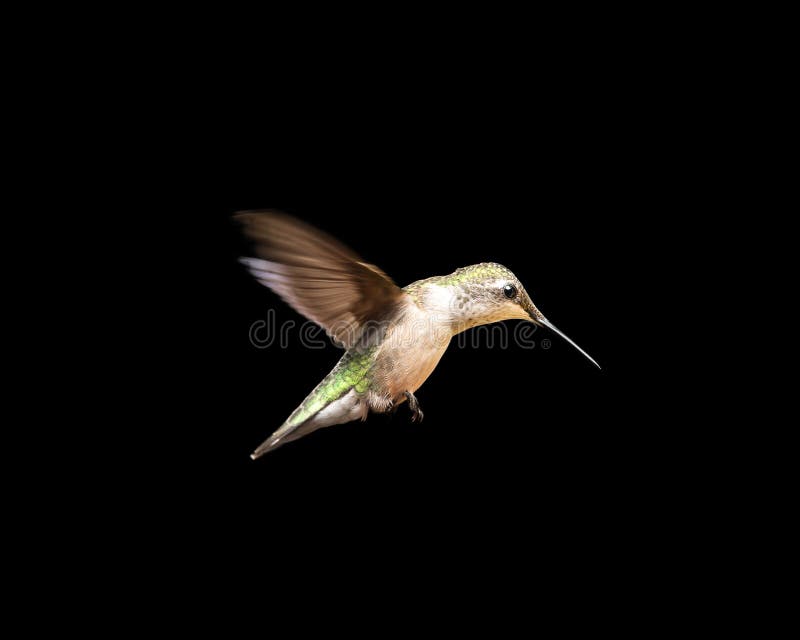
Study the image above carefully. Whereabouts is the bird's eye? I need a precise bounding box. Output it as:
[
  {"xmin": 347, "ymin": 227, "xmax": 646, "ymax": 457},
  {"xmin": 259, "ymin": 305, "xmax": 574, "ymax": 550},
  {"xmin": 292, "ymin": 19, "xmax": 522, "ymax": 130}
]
[{"xmin": 503, "ymin": 284, "xmax": 517, "ymax": 299}]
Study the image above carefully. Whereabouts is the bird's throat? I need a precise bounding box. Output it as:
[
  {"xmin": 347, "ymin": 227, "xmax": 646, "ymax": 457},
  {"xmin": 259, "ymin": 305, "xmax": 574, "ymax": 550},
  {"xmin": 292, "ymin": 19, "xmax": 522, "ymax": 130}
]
[{"xmin": 419, "ymin": 283, "xmax": 506, "ymax": 335}]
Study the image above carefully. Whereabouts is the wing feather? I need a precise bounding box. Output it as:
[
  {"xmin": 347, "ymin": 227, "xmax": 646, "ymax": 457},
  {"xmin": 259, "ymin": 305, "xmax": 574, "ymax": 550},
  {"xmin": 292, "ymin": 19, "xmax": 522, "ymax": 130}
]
[{"xmin": 237, "ymin": 211, "xmax": 403, "ymax": 349}]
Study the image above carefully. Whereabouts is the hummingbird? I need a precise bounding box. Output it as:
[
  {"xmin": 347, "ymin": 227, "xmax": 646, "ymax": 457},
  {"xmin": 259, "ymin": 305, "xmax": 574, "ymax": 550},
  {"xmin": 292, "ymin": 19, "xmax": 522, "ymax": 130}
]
[{"xmin": 238, "ymin": 211, "xmax": 599, "ymax": 459}]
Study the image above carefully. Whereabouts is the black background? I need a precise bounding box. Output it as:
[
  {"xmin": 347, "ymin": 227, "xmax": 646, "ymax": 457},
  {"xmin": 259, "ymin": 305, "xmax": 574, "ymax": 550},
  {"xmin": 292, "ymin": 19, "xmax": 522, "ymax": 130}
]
[
  {"xmin": 35, "ymin": 17, "xmax": 718, "ymax": 620},
  {"xmin": 167, "ymin": 114, "xmax": 658, "ymax": 540},
  {"xmin": 144, "ymin": 53, "xmax": 674, "ymax": 566}
]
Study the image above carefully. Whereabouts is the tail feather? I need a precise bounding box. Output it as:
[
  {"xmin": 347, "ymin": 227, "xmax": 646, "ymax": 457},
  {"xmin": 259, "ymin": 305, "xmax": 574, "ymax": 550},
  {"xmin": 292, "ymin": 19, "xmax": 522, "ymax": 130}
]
[
  {"xmin": 250, "ymin": 388, "xmax": 367, "ymax": 459},
  {"xmin": 250, "ymin": 419, "xmax": 320, "ymax": 459}
]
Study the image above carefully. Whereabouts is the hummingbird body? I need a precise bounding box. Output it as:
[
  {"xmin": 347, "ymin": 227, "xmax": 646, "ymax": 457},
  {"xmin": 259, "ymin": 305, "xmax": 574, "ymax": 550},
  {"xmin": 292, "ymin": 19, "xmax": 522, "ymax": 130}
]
[
  {"xmin": 238, "ymin": 213, "xmax": 599, "ymax": 458},
  {"xmin": 250, "ymin": 284, "xmax": 451, "ymax": 455}
]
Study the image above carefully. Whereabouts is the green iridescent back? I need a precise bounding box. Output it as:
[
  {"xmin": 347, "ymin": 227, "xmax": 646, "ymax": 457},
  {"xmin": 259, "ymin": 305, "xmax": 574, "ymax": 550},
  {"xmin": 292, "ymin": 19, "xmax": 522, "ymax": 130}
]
[{"xmin": 282, "ymin": 346, "xmax": 378, "ymax": 428}]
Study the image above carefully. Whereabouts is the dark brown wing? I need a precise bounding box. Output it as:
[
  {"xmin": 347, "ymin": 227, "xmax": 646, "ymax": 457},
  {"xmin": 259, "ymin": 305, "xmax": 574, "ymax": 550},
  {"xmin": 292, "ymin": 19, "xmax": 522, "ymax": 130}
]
[{"xmin": 236, "ymin": 211, "xmax": 404, "ymax": 349}]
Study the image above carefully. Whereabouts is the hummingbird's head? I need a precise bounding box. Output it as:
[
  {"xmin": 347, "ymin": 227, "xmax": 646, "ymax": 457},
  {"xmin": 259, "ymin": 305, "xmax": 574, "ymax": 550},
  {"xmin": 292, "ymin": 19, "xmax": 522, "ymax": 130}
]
[
  {"xmin": 441, "ymin": 263, "xmax": 542, "ymax": 325},
  {"xmin": 430, "ymin": 262, "xmax": 600, "ymax": 369}
]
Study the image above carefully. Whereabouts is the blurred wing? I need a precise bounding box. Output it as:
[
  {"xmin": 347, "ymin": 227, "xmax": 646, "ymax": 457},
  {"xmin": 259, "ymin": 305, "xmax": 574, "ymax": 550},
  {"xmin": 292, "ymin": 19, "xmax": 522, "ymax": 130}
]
[{"xmin": 237, "ymin": 211, "xmax": 404, "ymax": 349}]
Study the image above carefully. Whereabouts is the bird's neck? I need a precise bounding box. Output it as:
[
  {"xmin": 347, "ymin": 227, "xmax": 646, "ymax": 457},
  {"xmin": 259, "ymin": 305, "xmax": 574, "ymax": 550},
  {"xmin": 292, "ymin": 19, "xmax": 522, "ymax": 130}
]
[{"xmin": 416, "ymin": 283, "xmax": 502, "ymax": 335}]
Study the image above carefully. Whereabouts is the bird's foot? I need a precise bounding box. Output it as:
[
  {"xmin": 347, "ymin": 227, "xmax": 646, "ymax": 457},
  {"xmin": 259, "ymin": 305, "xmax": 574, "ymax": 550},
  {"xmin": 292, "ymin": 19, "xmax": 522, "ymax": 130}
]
[{"xmin": 403, "ymin": 390, "xmax": 424, "ymax": 422}]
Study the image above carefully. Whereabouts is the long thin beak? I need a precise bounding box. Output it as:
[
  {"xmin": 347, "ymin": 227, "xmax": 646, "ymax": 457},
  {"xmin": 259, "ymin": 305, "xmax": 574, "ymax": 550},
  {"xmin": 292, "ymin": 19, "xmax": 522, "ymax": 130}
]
[{"xmin": 533, "ymin": 316, "xmax": 601, "ymax": 370}]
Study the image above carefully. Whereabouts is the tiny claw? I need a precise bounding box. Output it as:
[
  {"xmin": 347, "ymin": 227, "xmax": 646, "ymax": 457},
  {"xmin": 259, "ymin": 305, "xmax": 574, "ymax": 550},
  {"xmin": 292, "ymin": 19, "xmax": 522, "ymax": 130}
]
[{"xmin": 403, "ymin": 391, "xmax": 424, "ymax": 423}]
